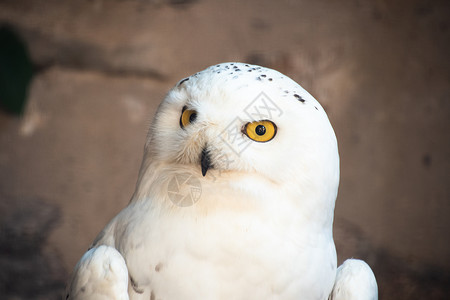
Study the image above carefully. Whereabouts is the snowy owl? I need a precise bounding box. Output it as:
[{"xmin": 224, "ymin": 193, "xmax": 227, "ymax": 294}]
[{"xmin": 66, "ymin": 63, "xmax": 377, "ymax": 300}]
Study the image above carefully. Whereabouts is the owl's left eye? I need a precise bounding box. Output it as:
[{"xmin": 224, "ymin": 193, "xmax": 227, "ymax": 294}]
[
  {"xmin": 180, "ymin": 106, "xmax": 198, "ymax": 128},
  {"xmin": 243, "ymin": 120, "xmax": 277, "ymax": 142}
]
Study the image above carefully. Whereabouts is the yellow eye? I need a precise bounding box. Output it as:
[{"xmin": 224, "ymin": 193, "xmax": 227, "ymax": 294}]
[
  {"xmin": 243, "ymin": 120, "xmax": 277, "ymax": 142},
  {"xmin": 180, "ymin": 106, "xmax": 198, "ymax": 128}
]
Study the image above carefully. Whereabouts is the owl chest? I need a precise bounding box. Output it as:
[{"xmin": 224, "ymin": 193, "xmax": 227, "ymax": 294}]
[{"xmin": 120, "ymin": 207, "xmax": 336, "ymax": 299}]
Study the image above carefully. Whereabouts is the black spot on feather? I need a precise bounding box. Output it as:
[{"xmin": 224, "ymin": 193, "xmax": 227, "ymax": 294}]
[
  {"xmin": 294, "ymin": 94, "xmax": 305, "ymax": 103},
  {"xmin": 178, "ymin": 78, "xmax": 189, "ymax": 86}
]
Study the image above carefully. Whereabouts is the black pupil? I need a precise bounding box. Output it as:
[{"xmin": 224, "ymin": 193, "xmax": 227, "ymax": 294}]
[
  {"xmin": 189, "ymin": 112, "xmax": 197, "ymax": 123},
  {"xmin": 255, "ymin": 125, "xmax": 266, "ymax": 136}
]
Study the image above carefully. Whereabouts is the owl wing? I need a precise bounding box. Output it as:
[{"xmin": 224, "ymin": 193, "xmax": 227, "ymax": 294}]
[
  {"xmin": 65, "ymin": 245, "xmax": 129, "ymax": 300},
  {"xmin": 329, "ymin": 259, "xmax": 378, "ymax": 300}
]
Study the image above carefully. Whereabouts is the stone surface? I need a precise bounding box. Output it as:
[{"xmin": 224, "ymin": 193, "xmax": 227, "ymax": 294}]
[
  {"xmin": 0, "ymin": 0, "xmax": 449, "ymax": 299},
  {"xmin": 0, "ymin": 196, "xmax": 66, "ymax": 299}
]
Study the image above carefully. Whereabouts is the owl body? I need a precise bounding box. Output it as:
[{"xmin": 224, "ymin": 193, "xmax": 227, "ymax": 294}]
[
  {"xmin": 95, "ymin": 165, "xmax": 337, "ymax": 299},
  {"xmin": 66, "ymin": 63, "xmax": 376, "ymax": 300}
]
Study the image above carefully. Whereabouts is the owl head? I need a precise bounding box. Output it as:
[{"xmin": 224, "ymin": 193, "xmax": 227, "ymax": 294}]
[{"xmin": 137, "ymin": 63, "xmax": 339, "ymax": 206}]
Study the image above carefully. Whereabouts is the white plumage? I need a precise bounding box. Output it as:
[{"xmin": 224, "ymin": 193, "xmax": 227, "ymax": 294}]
[
  {"xmin": 66, "ymin": 245, "xmax": 129, "ymax": 300},
  {"xmin": 330, "ymin": 259, "xmax": 378, "ymax": 300},
  {"xmin": 66, "ymin": 62, "xmax": 377, "ymax": 299}
]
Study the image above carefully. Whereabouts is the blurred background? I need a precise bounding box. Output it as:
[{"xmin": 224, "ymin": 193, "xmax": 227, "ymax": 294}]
[{"xmin": 0, "ymin": 0, "xmax": 449, "ymax": 299}]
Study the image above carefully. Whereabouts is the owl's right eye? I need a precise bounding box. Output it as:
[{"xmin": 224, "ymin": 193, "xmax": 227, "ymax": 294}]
[{"xmin": 180, "ymin": 106, "xmax": 198, "ymax": 128}]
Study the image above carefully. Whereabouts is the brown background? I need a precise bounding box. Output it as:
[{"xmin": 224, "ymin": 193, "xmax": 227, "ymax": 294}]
[{"xmin": 0, "ymin": 0, "xmax": 449, "ymax": 299}]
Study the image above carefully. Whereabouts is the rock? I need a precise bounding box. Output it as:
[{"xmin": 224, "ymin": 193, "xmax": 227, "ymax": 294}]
[{"xmin": 0, "ymin": 196, "xmax": 66, "ymax": 299}]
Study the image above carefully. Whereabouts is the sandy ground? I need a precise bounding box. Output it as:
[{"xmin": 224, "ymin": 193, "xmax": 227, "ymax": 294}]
[{"xmin": 0, "ymin": 0, "xmax": 449, "ymax": 299}]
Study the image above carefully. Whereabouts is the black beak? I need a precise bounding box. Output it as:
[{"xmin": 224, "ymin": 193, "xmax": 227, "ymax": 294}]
[{"xmin": 200, "ymin": 147, "xmax": 211, "ymax": 177}]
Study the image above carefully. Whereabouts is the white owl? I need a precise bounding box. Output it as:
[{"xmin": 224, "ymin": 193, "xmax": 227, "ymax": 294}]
[{"xmin": 66, "ymin": 63, "xmax": 377, "ymax": 300}]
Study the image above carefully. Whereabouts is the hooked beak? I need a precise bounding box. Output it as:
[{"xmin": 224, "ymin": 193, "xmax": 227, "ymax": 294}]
[{"xmin": 200, "ymin": 147, "xmax": 211, "ymax": 176}]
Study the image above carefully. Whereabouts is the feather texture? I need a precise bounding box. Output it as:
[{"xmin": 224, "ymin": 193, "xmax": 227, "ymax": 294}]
[{"xmin": 66, "ymin": 62, "xmax": 377, "ymax": 299}]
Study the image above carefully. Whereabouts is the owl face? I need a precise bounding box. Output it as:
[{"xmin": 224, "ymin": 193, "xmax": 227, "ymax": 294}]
[{"xmin": 147, "ymin": 63, "xmax": 339, "ymax": 189}]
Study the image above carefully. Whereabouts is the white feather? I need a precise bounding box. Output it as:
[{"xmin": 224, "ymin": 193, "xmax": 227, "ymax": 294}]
[
  {"xmin": 66, "ymin": 62, "xmax": 376, "ymax": 299},
  {"xmin": 330, "ymin": 259, "xmax": 378, "ymax": 300},
  {"xmin": 66, "ymin": 245, "xmax": 129, "ymax": 300}
]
